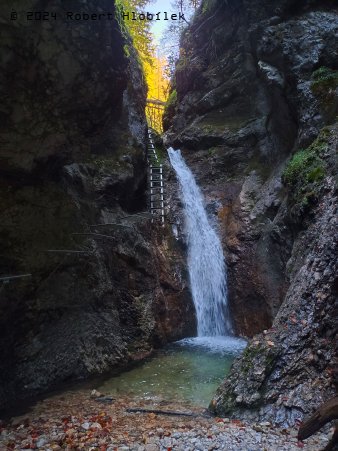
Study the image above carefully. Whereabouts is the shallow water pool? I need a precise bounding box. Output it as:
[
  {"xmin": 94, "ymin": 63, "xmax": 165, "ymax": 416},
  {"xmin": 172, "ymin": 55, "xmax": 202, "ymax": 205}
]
[{"xmin": 98, "ymin": 336, "xmax": 246, "ymax": 407}]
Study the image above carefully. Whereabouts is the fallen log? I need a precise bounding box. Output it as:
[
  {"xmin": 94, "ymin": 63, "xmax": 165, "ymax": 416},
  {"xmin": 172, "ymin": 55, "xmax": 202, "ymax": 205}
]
[
  {"xmin": 298, "ymin": 397, "xmax": 338, "ymax": 450},
  {"xmin": 126, "ymin": 407, "xmax": 198, "ymax": 417}
]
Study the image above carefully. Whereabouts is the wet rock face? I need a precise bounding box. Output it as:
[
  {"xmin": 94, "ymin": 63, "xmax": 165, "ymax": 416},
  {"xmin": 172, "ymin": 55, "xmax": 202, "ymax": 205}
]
[
  {"xmin": 165, "ymin": 0, "xmax": 338, "ymax": 423},
  {"xmin": 0, "ymin": 1, "xmax": 194, "ymax": 410},
  {"xmin": 164, "ymin": 0, "xmax": 338, "ymax": 337},
  {"xmin": 211, "ymin": 129, "xmax": 337, "ymax": 425}
]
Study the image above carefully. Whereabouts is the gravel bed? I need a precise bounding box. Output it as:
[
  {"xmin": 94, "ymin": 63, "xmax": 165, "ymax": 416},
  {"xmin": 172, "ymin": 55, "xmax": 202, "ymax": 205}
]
[{"xmin": 0, "ymin": 389, "xmax": 332, "ymax": 450}]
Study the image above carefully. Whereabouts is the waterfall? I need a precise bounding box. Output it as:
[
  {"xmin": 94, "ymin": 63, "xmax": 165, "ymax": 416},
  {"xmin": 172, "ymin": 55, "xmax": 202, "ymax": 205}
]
[{"xmin": 168, "ymin": 148, "xmax": 233, "ymax": 337}]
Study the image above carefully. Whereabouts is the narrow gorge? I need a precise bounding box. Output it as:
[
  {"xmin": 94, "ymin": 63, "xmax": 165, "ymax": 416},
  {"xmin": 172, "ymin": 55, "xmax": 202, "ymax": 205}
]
[{"xmin": 0, "ymin": 0, "xmax": 337, "ymax": 450}]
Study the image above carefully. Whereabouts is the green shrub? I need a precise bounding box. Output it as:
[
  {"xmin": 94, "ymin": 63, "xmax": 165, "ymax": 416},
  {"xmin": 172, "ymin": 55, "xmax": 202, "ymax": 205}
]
[
  {"xmin": 282, "ymin": 131, "xmax": 329, "ymax": 217},
  {"xmin": 163, "ymin": 89, "xmax": 178, "ymax": 130},
  {"xmin": 165, "ymin": 89, "xmax": 177, "ymax": 110},
  {"xmin": 283, "ymin": 149, "xmax": 318, "ymax": 186}
]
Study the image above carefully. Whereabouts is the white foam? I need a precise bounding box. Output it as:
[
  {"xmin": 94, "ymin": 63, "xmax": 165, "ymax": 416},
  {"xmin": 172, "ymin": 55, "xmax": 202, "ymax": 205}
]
[{"xmin": 176, "ymin": 336, "xmax": 247, "ymax": 355}]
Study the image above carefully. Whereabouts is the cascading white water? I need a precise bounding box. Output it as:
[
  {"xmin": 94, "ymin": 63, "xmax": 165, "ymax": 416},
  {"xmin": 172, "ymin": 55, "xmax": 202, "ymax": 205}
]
[{"xmin": 168, "ymin": 148, "xmax": 233, "ymax": 337}]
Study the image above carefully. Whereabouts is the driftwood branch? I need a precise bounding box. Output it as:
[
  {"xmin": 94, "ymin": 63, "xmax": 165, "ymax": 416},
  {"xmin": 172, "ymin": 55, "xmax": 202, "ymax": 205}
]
[
  {"xmin": 298, "ymin": 397, "xmax": 338, "ymax": 442},
  {"xmin": 0, "ymin": 274, "xmax": 32, "ymax": 282},
  {"xmin": 126, "ymin": 408, "xmax": 197, "ymax": 417}
]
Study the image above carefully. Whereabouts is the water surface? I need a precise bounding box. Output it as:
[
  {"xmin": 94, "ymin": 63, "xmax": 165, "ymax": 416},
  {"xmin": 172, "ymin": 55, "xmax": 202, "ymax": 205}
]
[{"xmin": 98, "ymin": 337, "xmax": 246, "ymax": 406}]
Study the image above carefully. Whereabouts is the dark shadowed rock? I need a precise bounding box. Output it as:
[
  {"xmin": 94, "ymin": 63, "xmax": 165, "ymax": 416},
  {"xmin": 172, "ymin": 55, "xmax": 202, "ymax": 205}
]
[{"xmin": 0, "ymin": 0, "xmax": 194, "ymax": 410}]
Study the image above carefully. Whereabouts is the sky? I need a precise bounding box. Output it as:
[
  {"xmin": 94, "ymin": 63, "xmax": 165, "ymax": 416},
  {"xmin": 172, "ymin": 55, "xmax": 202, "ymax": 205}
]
[{"xmin": 147, "ymin": 0, "xmax": 177, "ymax": 46}]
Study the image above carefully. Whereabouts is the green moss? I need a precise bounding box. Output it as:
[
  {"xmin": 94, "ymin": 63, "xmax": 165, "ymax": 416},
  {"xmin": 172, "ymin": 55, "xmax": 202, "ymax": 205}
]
[
  {"xmin": 283, "ymin": 149, "xmax": 317, "ymax": 185},
  {"xmin": 282, "ymin": 130, "xmax": 329, "ymax": 217},
  {"xmin": 312, "ymin": 67, "xmax": 338, "ymax": 85},
  {"xmin": 164, "ymin": 89, "xmax": 177, "ymax": 115},
  {"xmin": 240, "ymin": 344, "xmax": 263, "ymax": 374},
  {"xmin": 167, "ymin": 89, "xmax": 177, "ymax": 108},
  {"xmin": 209, "ymin": 343, "xmax": 278, "ymax": 415},
  {"xmin": 123, "ymin": 44, "xmax": 131, "ymax": 58},
  {"xmin": 307, "ymin": 166, "xmax": 325, "ymax": 183},
  {"xmin": 163, "ymin": 90, "xmax": 178, "ymax": 130},
  {"xmin": 311, "ymin": 67, "xmax": 338, "ymax": 122}
]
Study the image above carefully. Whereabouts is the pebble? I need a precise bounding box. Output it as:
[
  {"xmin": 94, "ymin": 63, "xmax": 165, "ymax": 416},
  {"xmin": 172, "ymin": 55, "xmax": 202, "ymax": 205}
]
[
  {"xmin": 151, "ymin": 424, "xmax": 330, "ymax": 451},
  {"xmin": 145, "ymin": 445, "xmax": 158, "ymax": 451},
  {"xmin": 36, "ymin": 435, "xmax": 49, "ymax": 447},
  {"xmin": 0, "ymin": 395, "xmax": 331, "ymax": 451}
]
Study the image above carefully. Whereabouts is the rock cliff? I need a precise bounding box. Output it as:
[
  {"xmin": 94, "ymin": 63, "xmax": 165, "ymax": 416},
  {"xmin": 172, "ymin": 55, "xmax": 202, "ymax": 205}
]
[
  {"xmin": 164, "ymin": 0, "xmax": 337, "ymax": 424},
  {"xmin": 0, "ymin": 0, "xmax": 194, "ymax": 410}
]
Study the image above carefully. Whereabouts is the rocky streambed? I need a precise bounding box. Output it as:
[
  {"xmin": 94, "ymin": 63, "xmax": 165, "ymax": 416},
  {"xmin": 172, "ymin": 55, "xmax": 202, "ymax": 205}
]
[{"xmin": 0, "ymin": 389, "xmax": 332, "ymax": 450}]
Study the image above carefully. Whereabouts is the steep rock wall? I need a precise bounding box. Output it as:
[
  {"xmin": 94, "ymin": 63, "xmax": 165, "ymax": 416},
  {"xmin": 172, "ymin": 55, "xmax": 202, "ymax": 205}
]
[
  {"xmin": 0, "ymin": 0, "xmax": 194, "ymax": 410},
  {"xmin": 164, "ymin": 0, "xmax": 338, "ymax": 424},
  {"xmin": 211, "ymin": 126, "xmax": 337, "ymax": 425},
  {"xmin": 164, "ymin": 0, "xmax": 338, "ymax": 336}
]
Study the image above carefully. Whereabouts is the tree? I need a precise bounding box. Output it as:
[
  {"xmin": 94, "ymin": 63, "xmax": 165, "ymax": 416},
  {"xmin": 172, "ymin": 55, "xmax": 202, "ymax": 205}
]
[
  {"xmin": 116, "ymin": 0, "xmax": 171, "ymax": 132},
  {"xmin": 116, "ymin": 0, "xmax": 155, "ymax": 67},
  {"xmin": 160, "ymin": 0, "xmax": 202, "ymax": 78}
]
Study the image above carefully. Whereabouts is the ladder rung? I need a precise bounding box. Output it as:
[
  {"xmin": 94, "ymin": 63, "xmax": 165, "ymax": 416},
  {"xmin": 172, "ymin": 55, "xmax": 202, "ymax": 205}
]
[{"xmin": 147, "ymin": 131, "xmax": 165, "ymax": 224}]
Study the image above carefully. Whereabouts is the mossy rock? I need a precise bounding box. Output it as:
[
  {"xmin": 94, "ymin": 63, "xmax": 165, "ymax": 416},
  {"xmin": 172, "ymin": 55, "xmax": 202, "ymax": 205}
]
[
  {"xmin": 282, "ymin": 128, "xmax": 330, "ymax": 220},
  {"xmin": 311, "ymin": 67, "xmax": 338, "ymax": 123},
  {"xmin": 210, "ymin": 342, "xmax": 279, "ymax": 415},
  {"xmin": 163, "ymin": 90, "xmax": 178, "ymax": 131}
]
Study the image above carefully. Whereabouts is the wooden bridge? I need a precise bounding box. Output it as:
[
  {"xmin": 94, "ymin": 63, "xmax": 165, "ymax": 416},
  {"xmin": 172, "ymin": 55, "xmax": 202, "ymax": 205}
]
[{"xmin": 146, "ymin": 98, "xmax": 165, "ymax": 134}]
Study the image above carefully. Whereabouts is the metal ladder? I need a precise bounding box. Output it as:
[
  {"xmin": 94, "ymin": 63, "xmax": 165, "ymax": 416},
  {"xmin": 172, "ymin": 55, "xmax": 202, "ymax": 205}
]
[{"xmin": 147, "ymin": 129, "xmax": 165, "ymax": 226}]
